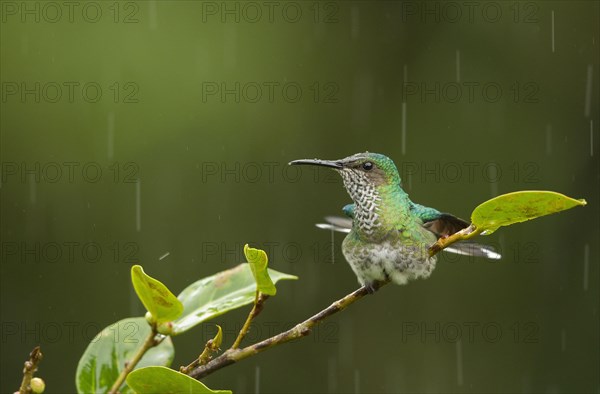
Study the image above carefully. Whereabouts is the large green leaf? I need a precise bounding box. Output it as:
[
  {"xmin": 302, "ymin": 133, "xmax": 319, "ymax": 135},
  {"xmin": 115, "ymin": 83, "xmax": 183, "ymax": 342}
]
[
  {"xmin": 131, "ymin": 265, "xmax": 184, "ymax": 324},
  {"xmin": 429, "ymin": 190, "xmax": 586, "ymax": 256},
  {"xmin": 126, "ymin": 366, "xmax": 231, "ymax": 394},
  {"xmin": 172, "ymin": 264, "xmax": 297, "ymax": 335},
  {"xmin": 244, "ymin": 244, "xmax": 277, "ymax": 295},
  {"xmin": 75, "ymin": 317, "xmax": 174, "ymax": 394},
  {"xmin": 471, "ymin": 190, "xmax": 587, "ymax": 234}
]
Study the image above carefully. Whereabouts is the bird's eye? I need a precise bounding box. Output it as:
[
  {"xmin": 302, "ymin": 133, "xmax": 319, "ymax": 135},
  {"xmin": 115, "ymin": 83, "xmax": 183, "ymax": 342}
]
[{"xmin": 362, "ymin": 162, "xmax": 374, "ymax": 171}]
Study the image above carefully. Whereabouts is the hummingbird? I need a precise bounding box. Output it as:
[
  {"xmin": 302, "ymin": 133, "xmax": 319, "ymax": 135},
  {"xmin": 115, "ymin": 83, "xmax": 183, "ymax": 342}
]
[{"xmin": 290, "ymin": 152, "xmax": 500, "ymax": 292}]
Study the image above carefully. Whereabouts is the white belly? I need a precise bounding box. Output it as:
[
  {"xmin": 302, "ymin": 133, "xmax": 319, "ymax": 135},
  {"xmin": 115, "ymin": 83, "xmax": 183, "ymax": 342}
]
[{"xmin": 342, "ymin": 239, "xmax": 437, "ymax": 286}]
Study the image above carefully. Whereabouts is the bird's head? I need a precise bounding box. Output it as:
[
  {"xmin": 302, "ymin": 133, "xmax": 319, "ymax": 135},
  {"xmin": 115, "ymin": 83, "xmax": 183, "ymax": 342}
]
[{"xmin": 289, "ymin": 152, "xmax": 402, "ymax": 202}]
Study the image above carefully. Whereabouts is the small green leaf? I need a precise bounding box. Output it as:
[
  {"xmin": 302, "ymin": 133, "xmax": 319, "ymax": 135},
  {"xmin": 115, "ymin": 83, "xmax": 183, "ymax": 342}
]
[
  {"xmin": 75, "ymin": 317, "xmax": 174, "ymax": 394},
  {"xmin": 244, "ymin": 244, "xmax": 277, "ymax": 296},
  {"xmin": 131, "ymin": 265, "xmax": 184, "ymax": 324},
  {"xmin": 472, "ymin": 190, "xmax": 586, "ymax": 235},
  {"xmin": 126, "ymin": 366, "xmax": 231, "ymax": 394},
  {"xmin": 429, "ymin": 190, "xmax": 586, "ymax": 256},
  {"xmin": 212, "ymin": 325, "xmax": 223, "ymax": 349},
  {"xmin": 172, "ymin": 264, "xmax": 297, "ymax": 335}
]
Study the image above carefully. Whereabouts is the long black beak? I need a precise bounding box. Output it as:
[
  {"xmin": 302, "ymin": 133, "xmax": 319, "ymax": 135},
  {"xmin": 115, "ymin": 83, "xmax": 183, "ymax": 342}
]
[{"xmin": 288, "ymin": 159, "xmax": 343, "ymax": 169}]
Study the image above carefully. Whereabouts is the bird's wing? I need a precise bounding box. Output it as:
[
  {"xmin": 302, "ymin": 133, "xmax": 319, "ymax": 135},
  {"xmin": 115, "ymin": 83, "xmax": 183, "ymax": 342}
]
[
  {"xmin": 315, "ymin": 204, "xmax": 354, "ymax": 233},
  {"xmin": 316, "ymin": 216, "xmax": 352, "ymax": 233},
  {"xmin": 444, "ymin": 242, "xmax": 502, "ymax": 260},
  {"xmin": 316, "ymin": 215, "xmax": 501, "ymax": 259},
  {"xmin": 410, "ymin": 202, "xmax": 470, "ymax": 237},
  {"xmin": 319, "ymin": 206, "xmax": 470, "ymax": 238},
  {"xmin": 410, "ymin": 202, "xmax": 501, "ymax": 258},
  {"xmin": 315, "ymin": 201, "xmax": 502, "ymax": 259},
  {"xmin": 421, "ymin": 213, "xmax": 470, "ymax": 238},
  {"xmin": 409, "ymin": 202, "xmax": 444, "ymax": 222}
]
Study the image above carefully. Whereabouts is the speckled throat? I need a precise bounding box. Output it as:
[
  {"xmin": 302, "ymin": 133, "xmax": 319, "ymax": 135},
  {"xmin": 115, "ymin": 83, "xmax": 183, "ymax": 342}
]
[
  {"xmin": 338, "ymin": 168, "xmax": 381, "ymax": 238},
  {"xmin": 338, "ymin": 167, "xmax": 413, "ymax": 242}
]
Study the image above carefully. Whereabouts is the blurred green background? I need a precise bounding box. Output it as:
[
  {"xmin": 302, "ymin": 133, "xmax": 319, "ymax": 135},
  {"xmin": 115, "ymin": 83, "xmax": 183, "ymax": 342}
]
[{"xmin": 1, "ymin": 1, "xmax": 598, "ymax": 393}]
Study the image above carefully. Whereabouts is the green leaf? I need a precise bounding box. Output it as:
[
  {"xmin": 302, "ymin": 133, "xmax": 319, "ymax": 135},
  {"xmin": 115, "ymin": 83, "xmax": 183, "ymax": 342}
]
[
  {"xmin": 244, "ymin": 244, "xmax": 277, "ymax": 295},
  {"xmin": 172, "ymin": 264, "xmax": 297, "ymax": 335},
  {"xmin": 471, "ymin": 190, "xmax": 587, "ymax": 235},
  {"xmin": 131, "ymin": 265, "xmax": 184, "ymax": 324},
  {"xmin": 211, "ymin": 324, "xmax": 223, "ymax": 349},
  {"xmin": 429, "ymin": 190, "xmax": 586, "ymax": 256},
  {"xmin": 75, "ymin": 317, "xmax": 174, "ymax": 394},
  {"xmin": 126, "ymin": 366, "xmax": 231, "ymax": 394}
]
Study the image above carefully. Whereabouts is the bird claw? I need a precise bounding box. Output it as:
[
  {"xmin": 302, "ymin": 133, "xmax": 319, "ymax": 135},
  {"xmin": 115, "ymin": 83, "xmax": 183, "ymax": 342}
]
[{"xmin": 364, "ymin": 282, "xmax": 377, "ymax": 294}]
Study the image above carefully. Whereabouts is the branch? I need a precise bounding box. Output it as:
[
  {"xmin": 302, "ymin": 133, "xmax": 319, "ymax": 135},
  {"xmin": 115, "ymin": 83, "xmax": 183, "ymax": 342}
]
[
  {"xmin": 182, "ymin": 290, "xmax": 268, "ymax": 374},
  {"xmin": 428, "ymin": 224, "xmax": 481, "ymax": 257},
  {"xmin": 108, "ymin": 326, "xmax": 160, "ymax": 394},
  {"xmin": 231, "ymin": 291, "xmax": 268, "ymax": 349},
  {"xmin": 18, "ymin": 346, "xmax": 43, "ymax": 394},
  {"xmin": 189, "ymin": 280, "xmax": 387, "ymax": 380},
  {"xmin": 180, "ymin": 325, "xmax": 223, "ymax": 374}
]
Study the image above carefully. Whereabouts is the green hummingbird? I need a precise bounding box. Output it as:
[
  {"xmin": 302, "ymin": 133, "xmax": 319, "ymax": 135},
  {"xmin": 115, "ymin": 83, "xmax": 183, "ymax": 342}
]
[{"xmin": 290, "ymin": 152, "xmax": 500, "ymax": 292}]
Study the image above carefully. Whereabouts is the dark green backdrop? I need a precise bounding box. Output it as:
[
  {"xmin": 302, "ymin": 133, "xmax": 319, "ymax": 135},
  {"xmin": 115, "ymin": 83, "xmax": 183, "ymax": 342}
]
[{"xmin": 1, "ymin": 1, "xmax": 598, "ymax": 393}]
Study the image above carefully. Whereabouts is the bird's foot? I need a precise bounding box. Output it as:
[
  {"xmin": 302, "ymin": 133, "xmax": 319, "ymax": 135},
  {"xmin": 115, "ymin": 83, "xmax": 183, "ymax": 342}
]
[
  {"xmin": 364, "ymin": 282, "xmax": 378, "ymax": 294},
  {"xmin": 363, "ymin": 279, "xmax": 392, "ymax": 294}
]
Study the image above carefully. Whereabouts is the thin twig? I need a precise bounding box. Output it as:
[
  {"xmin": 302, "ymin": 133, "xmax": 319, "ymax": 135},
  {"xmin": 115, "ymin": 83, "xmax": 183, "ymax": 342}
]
[
  {"xmin": 108, "ymin": 327, "xmax": 159, "ymax": 394},
  {"xmin": 429, "ymin": 224, "xmax": 481, "ymax": 257},
  {"xmin": 188, "ymin": 281, "xmax": 387, "ymax": 380},
  {"xmin": 231, "ymin": 291, "xmax": 268, "ymax": 349},
  {"xmin": 18, "ymin": 346, "xmax": 43, "ymax": 394}
]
